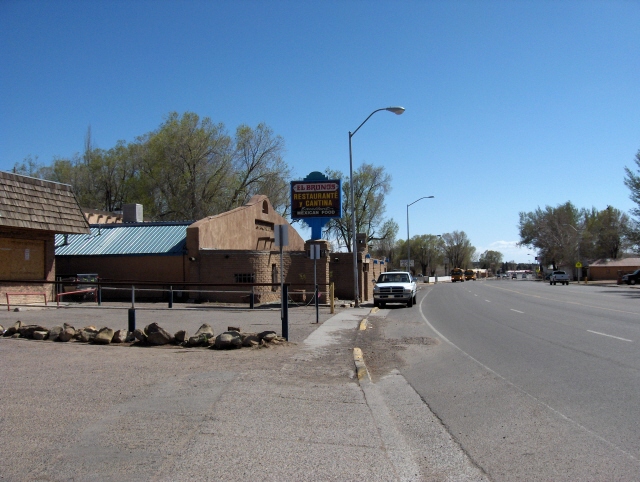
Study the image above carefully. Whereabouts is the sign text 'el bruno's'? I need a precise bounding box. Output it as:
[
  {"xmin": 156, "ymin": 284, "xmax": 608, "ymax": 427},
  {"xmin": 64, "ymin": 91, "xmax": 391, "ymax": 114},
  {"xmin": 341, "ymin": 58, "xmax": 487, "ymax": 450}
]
[{"xmin": 290, "ymin": 180, "xmax": 342, "ymax": 219}]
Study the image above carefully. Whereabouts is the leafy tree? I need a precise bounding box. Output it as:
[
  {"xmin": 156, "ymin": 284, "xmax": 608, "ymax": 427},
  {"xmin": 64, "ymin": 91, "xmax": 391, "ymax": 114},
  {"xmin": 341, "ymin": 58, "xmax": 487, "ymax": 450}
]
[
  {"xmin": 413, "ymin": 234, "xmax": 444, "ymax": 276},
  {"xmin": 16, "ymin": 112, "xmax": 292, "ymax": 222},
  {"xmin": 138, "ymin": 112, "xmax": 233, "ymax": 220},
  {"xmin": 582, "ymin": 206, "xmax": 629, "ymax": 260},
  {"xmin": 518, "ymin": 202, "xmax": 582, "ymax": 269},
  {"xmin": 519, "ymin": 201, "xmax": 628, "ymax": 268},
  {"xmin": 623, "ymin": 149, "xmax": 640, "ymax": 249},
  {"xmin": 478, "ymin": 250, "xmax": 503, "ymax": 274},
  {"xmin": 323, "ymin": 163, "xmax": 393, "ymax": 252},
  {"xmin": 441, "ymin": 231, "xmax": 476, "ymax": 269}
]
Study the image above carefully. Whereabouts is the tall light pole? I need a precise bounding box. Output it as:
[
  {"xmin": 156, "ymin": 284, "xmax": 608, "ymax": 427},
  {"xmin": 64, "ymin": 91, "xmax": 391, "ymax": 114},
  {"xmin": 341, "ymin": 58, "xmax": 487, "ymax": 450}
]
[
  {"xmin": 407, "ymin": 196, "xmax": 434, "ymax": 275},
  {"xmin": 349, "ymin": 106, "xmax": 405, "ymax": 307}
]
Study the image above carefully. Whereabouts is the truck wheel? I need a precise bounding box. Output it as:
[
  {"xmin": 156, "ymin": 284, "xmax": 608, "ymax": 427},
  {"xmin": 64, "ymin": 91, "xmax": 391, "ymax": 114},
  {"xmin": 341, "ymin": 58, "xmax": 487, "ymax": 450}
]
[
  {"xmin": 550, "ymin": 281, "xmax": 553, "ymax": 285},
  {"xmin": 631, "ymin": 279, "xmax": 636, "ymax": 285},
  {"xmin": 374, "ymin": 301, "xmax": 379, "ymax": 308},
  {"xmin": 407, "ymin": 297, "xmax": 413, "ymax": 308},
  {"xmin": 553, "ymin": 281, "xmax": 557, "ymax": 285}
]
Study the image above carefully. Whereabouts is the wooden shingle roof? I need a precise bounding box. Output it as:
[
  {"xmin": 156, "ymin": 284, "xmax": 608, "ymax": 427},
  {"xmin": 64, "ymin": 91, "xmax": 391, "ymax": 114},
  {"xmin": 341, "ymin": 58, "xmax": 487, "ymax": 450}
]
[{"xmin": 0, "ymin": 171, "xmax": 90, "ymax": 234}]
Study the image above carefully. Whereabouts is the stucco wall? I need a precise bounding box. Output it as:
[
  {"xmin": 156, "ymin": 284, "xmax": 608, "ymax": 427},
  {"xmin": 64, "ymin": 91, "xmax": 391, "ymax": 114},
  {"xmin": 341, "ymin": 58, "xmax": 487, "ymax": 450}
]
[{"xmin": 187, "ymin": 195, "xmax": 305, "ymax": 255}]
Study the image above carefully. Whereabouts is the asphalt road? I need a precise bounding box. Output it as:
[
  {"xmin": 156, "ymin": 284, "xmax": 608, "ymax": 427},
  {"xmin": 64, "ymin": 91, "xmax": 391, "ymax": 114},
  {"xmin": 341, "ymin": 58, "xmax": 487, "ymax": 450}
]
[{"xmin": 388, "ymin": 280, "xmax": 640, "ymax": 481}]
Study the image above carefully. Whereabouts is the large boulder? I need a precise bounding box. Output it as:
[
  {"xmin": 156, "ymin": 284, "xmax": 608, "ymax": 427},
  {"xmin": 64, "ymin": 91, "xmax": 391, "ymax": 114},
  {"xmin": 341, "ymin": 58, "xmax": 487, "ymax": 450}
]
[
  {"xmin": 174, "ymin": 330, "xmax": 188, "ymax": 344},
  {"xmin": 213, "ymin": 331, "xmax": 242, "ymax": 350},
  {"xmin": 144, "ymin": 323, "xmax": 173, "ymax": 345},
  {"xmin": 18, "ymin": 325, "xmax": 48, "ymax": 339},
  {"xmin": 48, "ymin": 325, "xmax": 64, "ymax": 341},
  {"xmin": 58, "ymin": 325, "xmax": 76, "ymax": 342},
  {"xmin": 93, "ymin": 327, "xmax": 115, "ymax": 345},
  {"xmin": 111, "ymin": 330, "xmax": 129, "ymax": 343},
  {"xmin": 3, "ymin": 321, "xmax": 23, "ymax": 337},
  {"xmin": 187, "ymin": 334, "xmax": 209, "ymax": 347},
  {"xmin": 195, "ymin": 324, "xmax": 214, "ymax": 336},
  {"xmin": 185, "ymin": 323, "xmax": 215, "ymax": 347},
  {"xmin": 77, "ymin": 327, "xmax": 99, "ymax": 343},
  {"xmin": 32, "ymin": 331, "xmax": 48, "ymax": 340},
  {"xmin": 241, "ymin": 333, "xmax": 260, "ymax": 347},
  {"xmin": 259, "ymin": 331, "xmax": 278, "ymax": 343},
  {"xmin": 133, "ymin": 328, "xmax": 147, "ymax": 344}
]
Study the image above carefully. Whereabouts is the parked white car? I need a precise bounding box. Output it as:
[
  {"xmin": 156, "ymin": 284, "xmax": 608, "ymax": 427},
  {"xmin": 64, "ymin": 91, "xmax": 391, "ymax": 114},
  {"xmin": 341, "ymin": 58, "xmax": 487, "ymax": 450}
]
[{"xmin": 373, "ymin": 271, "xmax": 417, "ymax": 308}]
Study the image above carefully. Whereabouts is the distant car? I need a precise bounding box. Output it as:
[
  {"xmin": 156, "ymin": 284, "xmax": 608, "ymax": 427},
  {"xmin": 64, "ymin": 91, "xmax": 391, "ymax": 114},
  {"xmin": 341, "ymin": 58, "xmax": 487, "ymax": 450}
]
[
  {"xmin": 622, "ymin": 269, "xmax": 640, "ymax": 285},
  {"xmin": 511, "ymin": 273, "xmax": 517, "ymax": 279}
]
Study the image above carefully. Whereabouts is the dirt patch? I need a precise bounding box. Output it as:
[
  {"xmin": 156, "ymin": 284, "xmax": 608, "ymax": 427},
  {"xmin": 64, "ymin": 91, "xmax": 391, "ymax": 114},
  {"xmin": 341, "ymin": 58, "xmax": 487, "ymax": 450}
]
[{"xmin": 355, "ymin": 318, "xmax": 437, "ymax": 381}]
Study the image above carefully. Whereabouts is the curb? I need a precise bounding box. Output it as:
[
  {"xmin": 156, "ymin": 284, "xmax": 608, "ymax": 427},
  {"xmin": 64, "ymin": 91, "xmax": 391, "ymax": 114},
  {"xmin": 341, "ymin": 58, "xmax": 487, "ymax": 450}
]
[
  {"xmin": 353, "ymin": 347, "xmax": 370, "ymax": 381},
  {"xmin": 353, "ymin": 307, "xmax": 378, "ymax": 382}
]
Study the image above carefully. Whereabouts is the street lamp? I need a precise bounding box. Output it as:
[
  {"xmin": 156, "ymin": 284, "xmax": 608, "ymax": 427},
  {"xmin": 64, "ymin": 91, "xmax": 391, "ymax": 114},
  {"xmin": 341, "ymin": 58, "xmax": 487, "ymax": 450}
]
[
  {"xmin": 349, "ymin": 106, "xmax": 405, "ymax": 307},
  {"xmin": 407, "ymin": 196, "xmax": 434, "ymax": 275}
]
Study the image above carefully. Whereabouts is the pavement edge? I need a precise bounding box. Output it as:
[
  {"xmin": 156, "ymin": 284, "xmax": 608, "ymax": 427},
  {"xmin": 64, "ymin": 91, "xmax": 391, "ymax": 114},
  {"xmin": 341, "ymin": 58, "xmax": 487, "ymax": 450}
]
[{"xmin": 353, "ymin": 307, "xmax": 378, "ymax": 382}]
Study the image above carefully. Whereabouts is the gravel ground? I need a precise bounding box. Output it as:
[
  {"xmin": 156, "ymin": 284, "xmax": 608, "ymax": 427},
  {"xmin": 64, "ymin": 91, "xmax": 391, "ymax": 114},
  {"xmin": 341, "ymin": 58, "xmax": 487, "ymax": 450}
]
[{"xmin": 0, "ymin": 302, "xmax": 397, "ymax": 481}]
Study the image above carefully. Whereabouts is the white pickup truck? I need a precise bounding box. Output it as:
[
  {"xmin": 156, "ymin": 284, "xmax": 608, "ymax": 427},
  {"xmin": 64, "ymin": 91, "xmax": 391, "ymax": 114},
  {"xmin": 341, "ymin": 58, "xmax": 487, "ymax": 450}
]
[
  {"xmin": 550, "ymin": 270, "xmax": 570, "ymax": 285},
  {"xmin": 373, "ymin": 271, "xmax": 417, "ymax": 308}
]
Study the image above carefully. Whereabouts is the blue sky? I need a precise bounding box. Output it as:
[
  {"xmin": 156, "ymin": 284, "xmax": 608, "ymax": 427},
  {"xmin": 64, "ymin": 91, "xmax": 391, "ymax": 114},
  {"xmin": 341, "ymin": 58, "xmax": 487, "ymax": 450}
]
[{"xmin": 2, "ymin": 0, "xmax": 639, "ymax": 262}]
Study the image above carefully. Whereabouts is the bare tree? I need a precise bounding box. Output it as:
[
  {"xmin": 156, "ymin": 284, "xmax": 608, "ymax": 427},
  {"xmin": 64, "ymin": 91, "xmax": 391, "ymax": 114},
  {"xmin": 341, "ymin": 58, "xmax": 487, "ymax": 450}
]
[{"xmin": 323, "ymin": 163, "xmax": 393, "ymax": 252}]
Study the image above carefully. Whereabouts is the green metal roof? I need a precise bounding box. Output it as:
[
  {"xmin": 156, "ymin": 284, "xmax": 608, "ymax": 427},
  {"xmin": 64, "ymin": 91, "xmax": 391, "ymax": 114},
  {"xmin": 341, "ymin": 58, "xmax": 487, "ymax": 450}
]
[{"xmin": 55, "ymin": 222, "xmax": 191, "ymax": 256}]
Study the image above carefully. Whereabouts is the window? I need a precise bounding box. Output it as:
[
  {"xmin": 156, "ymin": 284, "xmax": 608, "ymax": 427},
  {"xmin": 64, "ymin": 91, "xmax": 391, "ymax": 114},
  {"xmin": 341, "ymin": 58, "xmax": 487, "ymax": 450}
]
[
  {"xmin": 234, "ymin": 273, "xmax": 255, "ymax": 283},
  {"xmin": 262, "ymin": 200, "xmax": 269, "ymax": 214}
]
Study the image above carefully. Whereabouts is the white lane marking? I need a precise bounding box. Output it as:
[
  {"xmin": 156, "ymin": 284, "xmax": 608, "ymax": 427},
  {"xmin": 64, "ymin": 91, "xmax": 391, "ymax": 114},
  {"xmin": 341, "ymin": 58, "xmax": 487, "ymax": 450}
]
[
  {"xmin": 474, "ymin": 294, "xmax": 478, "ymax": 297},
  {"xmin": 485, "ymin": 300, "xmax": 491, "ymax": 302},
  {"xmin": 587, "ymin": 330, "xmax": 633, "ymax": 342},
  {"xmin": 510, "ymin": 309, "xmax": 524, "ymax": 314},
  {"xmin": 417, "ymin": 291, "xmax": 638, "ymax": 462}
]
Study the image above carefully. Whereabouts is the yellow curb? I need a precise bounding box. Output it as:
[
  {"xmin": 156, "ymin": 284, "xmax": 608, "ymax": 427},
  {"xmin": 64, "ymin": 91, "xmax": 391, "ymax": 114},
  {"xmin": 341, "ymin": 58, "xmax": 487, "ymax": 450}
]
[
  {"xmin": 358, "ymin": 318, "xmax": 368, "ymax": 331},
  {"xmin": 370, "ymin": 307, "xmax": 380, "ymax": 314},
  {"xmin": 353, "ymin": 347, "xmax": 370, "ymax": 381}
]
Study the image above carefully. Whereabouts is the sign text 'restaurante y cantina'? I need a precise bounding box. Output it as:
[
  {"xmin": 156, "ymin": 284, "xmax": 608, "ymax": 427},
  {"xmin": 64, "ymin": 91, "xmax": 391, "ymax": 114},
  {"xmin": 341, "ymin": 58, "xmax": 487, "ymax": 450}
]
[{"xmin": 290, "ymin": 180, "xmax": 342, "ymax": 219}]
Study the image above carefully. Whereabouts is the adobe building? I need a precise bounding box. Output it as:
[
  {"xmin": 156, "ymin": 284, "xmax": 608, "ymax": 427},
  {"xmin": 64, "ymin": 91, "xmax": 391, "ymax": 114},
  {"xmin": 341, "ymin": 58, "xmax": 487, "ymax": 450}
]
[
  {"xmin": 185, "ymin": 195, "xmax": 315, "ymax": 303},
  {"xmin": 0, "ymin": 171, "xmax": 90, "ymax": 303},
  {"xmin": 56, "ymin": 196, "xmax": 336, "ymax": 303},
  {"xmin": 587, "ymin": 258, "xmax": 640, "ymax": 281},
  {"xmin": 54, "ymin": 193, "xmax": 387, "ymax": 304}
]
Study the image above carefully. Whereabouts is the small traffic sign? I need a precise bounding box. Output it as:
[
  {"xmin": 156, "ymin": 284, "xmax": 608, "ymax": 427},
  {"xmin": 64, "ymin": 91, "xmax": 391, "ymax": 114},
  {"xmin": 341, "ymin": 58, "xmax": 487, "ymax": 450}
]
[{"xmin": 575, "ymin": 261, "xmax": 583, "ymax": 268}]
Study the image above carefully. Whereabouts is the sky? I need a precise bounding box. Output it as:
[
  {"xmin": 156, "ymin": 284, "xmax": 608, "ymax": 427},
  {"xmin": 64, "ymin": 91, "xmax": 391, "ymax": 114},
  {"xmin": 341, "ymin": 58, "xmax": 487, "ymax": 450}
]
[{"xmin": 2, "ymin": 0, "xmax": 639, "ymax": 263}]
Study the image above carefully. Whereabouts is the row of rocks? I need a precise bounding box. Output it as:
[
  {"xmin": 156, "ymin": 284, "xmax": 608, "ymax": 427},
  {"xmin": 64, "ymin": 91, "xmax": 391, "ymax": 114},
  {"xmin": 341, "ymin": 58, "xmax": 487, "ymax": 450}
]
[{"xmin": 0, "ymin": 321, "xmax": 285, "ymax": 350}]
